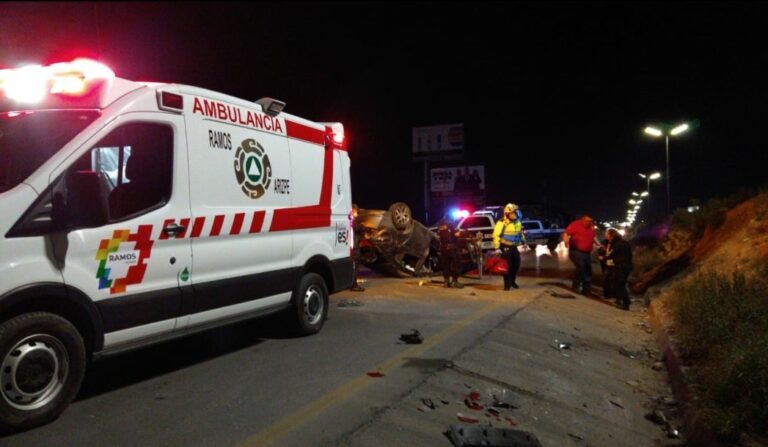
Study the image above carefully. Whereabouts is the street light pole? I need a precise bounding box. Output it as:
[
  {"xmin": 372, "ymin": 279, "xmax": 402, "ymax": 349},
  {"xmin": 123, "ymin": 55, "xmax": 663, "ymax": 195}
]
[
  {"xmin": 665, "ymin": 134, "xmax": 670, "ymax": 214},
  {"xmin": 644, "ymin": 123, "xmax": 690, "ymax": 215}
]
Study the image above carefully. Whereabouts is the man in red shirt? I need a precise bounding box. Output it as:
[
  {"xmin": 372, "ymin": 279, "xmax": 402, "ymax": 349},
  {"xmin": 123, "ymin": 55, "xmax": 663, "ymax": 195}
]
[{"xmin": 563, "ymin": 214, "xmax": 598, "ymax": 295}]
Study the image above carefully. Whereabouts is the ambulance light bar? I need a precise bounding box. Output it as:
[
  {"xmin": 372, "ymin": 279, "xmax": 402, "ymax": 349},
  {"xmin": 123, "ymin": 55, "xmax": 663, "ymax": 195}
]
[
  {"xmin": 0, "ymin": 58, "xmax": 114, "ymax": 104},
  {"xmin": 322, "ymin": 122, "xmax": 345, "ymax": 150},
  {"xmin": 256, "ymin": 97, "xmax": 286, "ymax": 117}
]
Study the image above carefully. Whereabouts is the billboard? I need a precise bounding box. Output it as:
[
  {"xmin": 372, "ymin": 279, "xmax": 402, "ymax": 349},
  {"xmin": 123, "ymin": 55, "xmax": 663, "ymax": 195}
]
[
  {"xmin": 412, "ymin": 124, "xmax": 464, "ymax": 157},
  {"xmin": 430, "ymin": 165, "xmax": 484, "ymax": 195}
]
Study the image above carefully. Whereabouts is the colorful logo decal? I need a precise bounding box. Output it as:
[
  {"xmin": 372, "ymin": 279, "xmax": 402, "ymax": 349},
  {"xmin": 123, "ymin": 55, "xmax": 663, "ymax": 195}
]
[
  {"xmin": 95, "ymin": 225, "xmax": 154, "ymax": 294},
  {"xmin": 234, "ymin": 138, "xmax": 271, "ymax": 199}
]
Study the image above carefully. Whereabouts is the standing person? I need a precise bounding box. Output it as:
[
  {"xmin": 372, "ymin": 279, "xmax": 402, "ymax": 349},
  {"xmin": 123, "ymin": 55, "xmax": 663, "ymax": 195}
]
[
  {"xmin": 563, "ymin": 214, "xmax": 598, "ymax": 296},
  {"xmin": 350, "ymin": 204, "xmax": 366, "ymax": 292},
  {"xmin": 604, "ymin": 228, "xmax": 633, "ymax": 310},
  {"xmin": 437, "ymin": 221, "xmax": 464, "ymax": 288},
  {"xmin": 597, "ymin": 237, "xmax": 614, "ymax": 298},
  {"xmin": 492, "ymin": 203, "xmax": 526, "ymax": 290}
]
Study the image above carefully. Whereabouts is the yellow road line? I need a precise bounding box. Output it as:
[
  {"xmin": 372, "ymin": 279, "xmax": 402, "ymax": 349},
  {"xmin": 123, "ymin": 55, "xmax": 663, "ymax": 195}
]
[{"xmin": 238, "ymin": 299, "xmax": 509, "ymax": 447}]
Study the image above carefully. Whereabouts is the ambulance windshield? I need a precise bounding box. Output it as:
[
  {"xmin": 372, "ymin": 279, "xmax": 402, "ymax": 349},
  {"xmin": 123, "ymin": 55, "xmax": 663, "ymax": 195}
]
[{"xmin": 0, "ymin": 110, "xmax": 100, "ymax": 194}]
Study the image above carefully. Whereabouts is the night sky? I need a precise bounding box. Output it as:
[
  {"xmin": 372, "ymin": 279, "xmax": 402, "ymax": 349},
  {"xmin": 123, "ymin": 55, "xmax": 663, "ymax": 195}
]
[{"xmin": 2, "ymin": 2, "xmax": 767, "ymax": 224}]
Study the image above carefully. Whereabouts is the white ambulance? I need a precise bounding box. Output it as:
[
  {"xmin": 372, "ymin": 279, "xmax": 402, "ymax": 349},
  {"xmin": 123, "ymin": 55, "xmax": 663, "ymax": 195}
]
[{"xmin": 0, "ymin": 58, "xmax": 354, "ymax": 430}]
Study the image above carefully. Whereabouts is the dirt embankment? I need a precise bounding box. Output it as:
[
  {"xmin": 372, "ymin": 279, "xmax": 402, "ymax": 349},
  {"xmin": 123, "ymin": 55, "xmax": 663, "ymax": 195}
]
[{"xmin": 633, "ymin": 192, "xmax": 768, "ymax": 294}]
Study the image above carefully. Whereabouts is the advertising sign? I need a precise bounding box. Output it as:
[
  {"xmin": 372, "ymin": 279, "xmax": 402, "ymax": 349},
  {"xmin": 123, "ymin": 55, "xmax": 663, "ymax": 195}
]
[
  {"xmin": 430, "ymin": 165, "xmax": 484, "ymax": 195},
  {"xmin": 412, "ymin": 124, "xmax": 464, "ymax": 158}
]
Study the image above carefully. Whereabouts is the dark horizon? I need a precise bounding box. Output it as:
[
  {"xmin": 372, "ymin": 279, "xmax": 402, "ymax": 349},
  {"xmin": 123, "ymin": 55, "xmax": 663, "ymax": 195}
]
[{"xmin": 2, "ymin": 2, "xmax": 766, "ymax": 224}]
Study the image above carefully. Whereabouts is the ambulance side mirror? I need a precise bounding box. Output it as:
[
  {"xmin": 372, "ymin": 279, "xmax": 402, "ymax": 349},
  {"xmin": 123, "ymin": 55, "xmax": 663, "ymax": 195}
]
[{"xmin": 58, "ymin": 170, "xmax": 109, "ymax": 230}]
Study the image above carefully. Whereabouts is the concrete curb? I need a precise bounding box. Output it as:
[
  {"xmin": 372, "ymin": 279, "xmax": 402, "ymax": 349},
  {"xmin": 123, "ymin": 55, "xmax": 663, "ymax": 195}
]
[{"xmin": 647, "ymin": 300, "xmax": 720, "ymax": 447}]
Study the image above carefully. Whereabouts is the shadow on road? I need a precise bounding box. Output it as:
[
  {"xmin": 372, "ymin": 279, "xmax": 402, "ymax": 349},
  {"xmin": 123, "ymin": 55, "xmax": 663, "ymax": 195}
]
[{"xmin": 77, "ymin": 314, "xmax": 295, "ymax": 401}]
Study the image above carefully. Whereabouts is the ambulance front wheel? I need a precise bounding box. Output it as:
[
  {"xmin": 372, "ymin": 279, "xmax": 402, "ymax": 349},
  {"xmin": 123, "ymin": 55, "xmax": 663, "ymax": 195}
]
[
  {"xmin": 0, "ymin": 312, "xmax": 86, "ymax": 433},
  {"xmin": 290, "ymin": 273, "xmax": 329, "ymax": 336}
]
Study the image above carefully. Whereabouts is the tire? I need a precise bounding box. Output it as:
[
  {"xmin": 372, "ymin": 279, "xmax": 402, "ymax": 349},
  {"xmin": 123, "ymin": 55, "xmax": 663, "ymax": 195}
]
[
  {"xmin": 0, "ymin": 312, "xmax": 86, "ymax": 433},
  {"xmin": 289, "ymin": 273, "xmax": 329, "ymax": 336},
  {"xmin": 388, "ymin": 202, "xmax": 412, "ymax": 231}
]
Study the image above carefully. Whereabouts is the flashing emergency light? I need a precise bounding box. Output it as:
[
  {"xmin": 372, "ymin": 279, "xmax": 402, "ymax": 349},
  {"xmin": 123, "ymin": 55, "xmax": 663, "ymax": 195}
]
[
  {"xmin": 0, "ymin": 58, "xmax": 114, "ymax": 104},
  {"xmin": 451, "ymin": 209, "xmax": 470, "ymax": 220},
  {"xmin": 322, "ymin": 122, "xmax": 345, "ymax": 150}
]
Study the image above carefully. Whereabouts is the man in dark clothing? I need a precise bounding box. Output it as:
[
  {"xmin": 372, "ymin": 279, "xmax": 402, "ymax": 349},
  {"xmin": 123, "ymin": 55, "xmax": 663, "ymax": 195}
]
[
  {"xmin": 604, "ymin": 228, "xmax": 633, "ymax": 310},
  {"xmin": 437, "ymin": 222, "xmax": 464, "ymax": 288},
  {"xmin": 597, "ymin": 239, "xmax": 615, "ymax": 298}
]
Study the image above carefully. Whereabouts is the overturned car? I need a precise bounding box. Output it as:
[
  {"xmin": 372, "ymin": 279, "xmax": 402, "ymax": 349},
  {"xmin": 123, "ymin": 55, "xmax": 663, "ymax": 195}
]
[{"xmin": 354, "ymin": 203, "xmax": 483, "ymax": 277}]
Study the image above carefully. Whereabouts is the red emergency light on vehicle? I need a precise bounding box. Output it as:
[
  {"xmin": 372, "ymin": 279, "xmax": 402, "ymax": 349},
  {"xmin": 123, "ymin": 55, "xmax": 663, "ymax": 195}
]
[
  {"xmin": 0, "ymin": 58, "xmax": 113, "ymax": 102},
  {"xmin": 0, "ymin": 58, "xmax": 139, "ymax": 111}
]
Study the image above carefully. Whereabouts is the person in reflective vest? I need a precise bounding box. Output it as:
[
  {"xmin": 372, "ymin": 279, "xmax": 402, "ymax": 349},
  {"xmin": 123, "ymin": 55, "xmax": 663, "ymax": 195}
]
[{"xmin": 492, "ymin": 203, "xmax": 526, "ymax": 290}]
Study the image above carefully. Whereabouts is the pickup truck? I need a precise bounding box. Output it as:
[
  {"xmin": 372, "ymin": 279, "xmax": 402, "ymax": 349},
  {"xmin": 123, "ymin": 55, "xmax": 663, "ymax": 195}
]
[{"xmin": 521, "ymin": 219, "xmax": 563, "ymax": 250}]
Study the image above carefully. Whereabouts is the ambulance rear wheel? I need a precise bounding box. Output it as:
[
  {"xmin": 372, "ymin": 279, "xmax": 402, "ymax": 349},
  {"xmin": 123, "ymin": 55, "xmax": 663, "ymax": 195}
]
[
  {"xmin": 389, "ymin": 202, "xmax": 412, "ymax": 231},
  {"xmin": 0, "ymin": 312, "xmax": 86, "ymax": 433},
  {"xmin": 290, "ymin": 273, "xmax": 329, "ymax": 336}
]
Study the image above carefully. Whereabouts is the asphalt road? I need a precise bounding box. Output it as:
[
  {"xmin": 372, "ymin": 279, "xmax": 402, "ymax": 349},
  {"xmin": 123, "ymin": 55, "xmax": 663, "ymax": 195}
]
[{"xmin": 1, "ymin": 245, "xmax": 612, "ymax": 447}]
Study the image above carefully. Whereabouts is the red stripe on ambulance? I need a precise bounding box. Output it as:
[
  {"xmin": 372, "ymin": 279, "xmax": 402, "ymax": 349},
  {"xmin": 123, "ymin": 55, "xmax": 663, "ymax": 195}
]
[
  {"xmin": 230, "ymin": 213, "xmax": 245, "ymax": 235},
  {"xmin": 210, "ymin": 215, "xmax": 225, "ymax": 237},
  {"xmin": 285, "ymin": 120, "xmax": 325, "ymax": 145},
  {"xmin": 190, "ymin": 217, "xmax": 206, "ymax": 238}
]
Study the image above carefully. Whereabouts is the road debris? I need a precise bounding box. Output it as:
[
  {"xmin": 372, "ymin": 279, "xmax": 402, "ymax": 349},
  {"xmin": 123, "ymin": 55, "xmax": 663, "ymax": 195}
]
[
  {"xmin": 366, "ymin": 371, "xmax": 385, "ymax": 378},
  {"xmin": 619, "ymin": 347, "xmax": 639, "ymax": 359},
  {"xmin": 547, "ymin": 289, "xmax": 576, "ymax": 299},
  {"xmin": 626, "ymin": 380, "xmax": 640, "ymax": 387},
  {"xmin": 652, "ymin": 362, "xmax": 665, "ymax": 371},
  {"xmin": 399, "ymin": 329, "xmax": 424, "ymax": 344},
  {"xmin": 645, "ymin": 409, "xmax": 667, "ymax": 425},
  {"xmin": 464, "ymin": 391, "xmax": 484, "ymax": 411},
  {"xmin": 567, "ymin": 433, "xmax": 584, "ymax": 441},
  {"xmin": 609, "ymin": 400, "xmax": 625, "ymax": 409},
  {"xmin": 421, "ymin": 398, "xmax": 436, "ymax": 410},
  {"xmin": 488, "ymin": 387, "xmax": 518, "ymax": 409},
  {"xmin": 337, "ymin": 299, "xmax": 364, "ymax": 308},
  {"xmin": 456, "ymin": 413, "xmax": 480, "ymax": 424},
  {"xmin": 447, "ymin": 425, "xmax": 543, "ymax": 447}
]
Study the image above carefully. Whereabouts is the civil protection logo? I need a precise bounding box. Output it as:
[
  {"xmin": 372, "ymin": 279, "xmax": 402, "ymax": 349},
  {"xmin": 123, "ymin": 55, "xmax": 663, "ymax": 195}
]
[{"xmin": 234, "ymin": 138, "xmax": 272, "ymax": 199}]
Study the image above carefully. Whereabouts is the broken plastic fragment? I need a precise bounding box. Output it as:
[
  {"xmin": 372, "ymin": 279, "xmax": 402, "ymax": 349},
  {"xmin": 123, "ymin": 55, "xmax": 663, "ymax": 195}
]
[
  {"xmin": 619, "ymin": 347, "xmax": 639, "ymax": 359},
  {"xmin": 456, "ymin": 413, "xmax": 480, "ymax": 424},
  {"xmin": 447, "ymin": 425, "xmax": 542, "ymax": 447},
  {"xmin": 464, "ymin": 391, "xmax": 484, "ymax": 411},
  {"xmin": 399, "ymin": 329, "xmax": 424, "ymax": 344},
  {"xmin": 338, "ymin": 299, "xmax": 364, "ymax": 308}
]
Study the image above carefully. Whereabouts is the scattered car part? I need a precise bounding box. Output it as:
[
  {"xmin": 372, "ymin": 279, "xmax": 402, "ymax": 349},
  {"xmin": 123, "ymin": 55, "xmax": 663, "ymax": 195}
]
[{"xmin": 447, "ymin": 425, "xmax": 543, "ymax": 447}]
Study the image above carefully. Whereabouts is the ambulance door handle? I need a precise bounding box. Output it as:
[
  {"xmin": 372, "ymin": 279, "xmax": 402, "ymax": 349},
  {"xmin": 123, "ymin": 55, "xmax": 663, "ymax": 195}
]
[{"xmin": 162, "ymin": 223, "xmax": 186, "ymax": 237}]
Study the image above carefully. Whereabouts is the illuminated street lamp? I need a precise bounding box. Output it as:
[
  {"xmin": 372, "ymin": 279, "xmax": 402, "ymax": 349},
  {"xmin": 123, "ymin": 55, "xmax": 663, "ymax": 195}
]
[
  {"xmin": 644, "ymin": 123, "xmax": 693, "ymax": 213},
  {"xmin": 638, "ymin": 171, "xmax": 662, "ymax": 194},
  {"xmin": 638, "ymin": 172, "xmax": 660, "ymax": 219}
]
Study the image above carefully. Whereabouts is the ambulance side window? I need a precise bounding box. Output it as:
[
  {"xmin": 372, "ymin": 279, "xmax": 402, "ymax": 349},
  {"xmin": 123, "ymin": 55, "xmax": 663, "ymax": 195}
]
[{"xmin": 66, "ymin": 122, "xmax": 174, "ymax": 223}]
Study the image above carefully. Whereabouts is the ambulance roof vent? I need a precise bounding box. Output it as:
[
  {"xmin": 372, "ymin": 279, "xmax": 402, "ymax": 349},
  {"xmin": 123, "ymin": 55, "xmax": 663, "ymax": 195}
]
[{"xmin": 255, "ymin": 97, "xmax": 286, "ymax": 117}]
